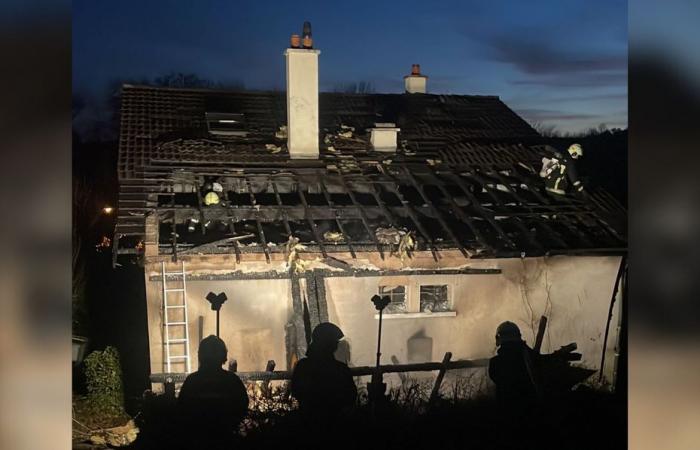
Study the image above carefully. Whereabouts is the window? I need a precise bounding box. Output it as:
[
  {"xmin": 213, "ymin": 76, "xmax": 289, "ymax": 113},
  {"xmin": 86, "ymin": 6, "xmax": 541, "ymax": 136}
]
[
  {"xmin": 205, "ymin": 112, "xmax": 247, "ymax": 136},
  {"xmin": 378, "ymin": 285, "xmax": 406, "ymax": 313},
  {"xmin": 419, "ymin": 285, "xmax": 450, "ymax": 312}
]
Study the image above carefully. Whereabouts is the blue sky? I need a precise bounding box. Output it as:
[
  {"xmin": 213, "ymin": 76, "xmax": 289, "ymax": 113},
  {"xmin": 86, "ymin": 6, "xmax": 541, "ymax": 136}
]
[{"xmin": 73, "ymin": 0, "xmax": 627, "ymax": 133}]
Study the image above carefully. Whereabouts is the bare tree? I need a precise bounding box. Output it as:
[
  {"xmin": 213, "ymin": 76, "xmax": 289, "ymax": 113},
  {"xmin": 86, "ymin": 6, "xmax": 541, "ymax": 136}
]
[
  {"xmin": 72, "ymin": 178, "xmax": 92, "ymax": 335},
  {"xmin": 530, "ymin": 121, "xmax": 561, "ymax": 138}
]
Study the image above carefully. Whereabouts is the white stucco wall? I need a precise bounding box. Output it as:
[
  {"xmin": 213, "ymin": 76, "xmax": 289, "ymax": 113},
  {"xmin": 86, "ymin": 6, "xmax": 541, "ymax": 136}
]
[
  {"xmin": 145, "ymin": 277, "xmax": 292, "ymax": 377},
  {"xmin": 143, "ymin": 254, "xmax": 623, "ymax": 393},
  {"xmin": 325, "ymin": 255, "xmax": 623, "ymax": 387}
]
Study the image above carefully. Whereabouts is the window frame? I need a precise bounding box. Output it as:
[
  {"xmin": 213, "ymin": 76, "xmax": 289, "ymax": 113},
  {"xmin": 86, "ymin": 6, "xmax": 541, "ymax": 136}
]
[
  {"xmin": 375, "ymin": 281, "xmax": 456, "ymax": 319},
  {"xmin": 378, "ymin": 285, "xmax": 408, "ymax": 314},
  {"xmin": 418, "ymin": 284, "xmax": 452, "ymax": 313}
]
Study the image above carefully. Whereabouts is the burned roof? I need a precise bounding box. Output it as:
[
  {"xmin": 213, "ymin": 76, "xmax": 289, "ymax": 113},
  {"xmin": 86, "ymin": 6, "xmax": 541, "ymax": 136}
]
[{"xmin": 114, "ymin": 84, "xmax": 626, "ymax": 262}]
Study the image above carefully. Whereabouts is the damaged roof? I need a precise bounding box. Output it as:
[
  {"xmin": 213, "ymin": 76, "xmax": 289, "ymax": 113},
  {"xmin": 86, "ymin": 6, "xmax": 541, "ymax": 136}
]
[{"xmin": 114, "ymin": 84, "xmax": 626, "ymax": 262}]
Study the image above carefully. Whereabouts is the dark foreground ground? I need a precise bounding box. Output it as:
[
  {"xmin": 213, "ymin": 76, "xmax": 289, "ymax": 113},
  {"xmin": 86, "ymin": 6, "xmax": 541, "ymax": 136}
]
[{"xmin": 85, "ymin": 386, "xmax": 624, "ymax": 450}]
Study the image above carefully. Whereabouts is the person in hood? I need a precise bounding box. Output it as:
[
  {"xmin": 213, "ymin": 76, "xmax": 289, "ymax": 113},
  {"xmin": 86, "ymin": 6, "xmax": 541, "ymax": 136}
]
[{"xmin": 178, "ymin": 335, "xmax": 248, "ymax": 449}]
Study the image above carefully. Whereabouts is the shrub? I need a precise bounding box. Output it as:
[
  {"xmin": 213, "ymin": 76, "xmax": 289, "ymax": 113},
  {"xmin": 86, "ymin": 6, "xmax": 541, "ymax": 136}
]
[{"xmin": 83, "ymin": 346, "xmax": 125, "ymax": 419}]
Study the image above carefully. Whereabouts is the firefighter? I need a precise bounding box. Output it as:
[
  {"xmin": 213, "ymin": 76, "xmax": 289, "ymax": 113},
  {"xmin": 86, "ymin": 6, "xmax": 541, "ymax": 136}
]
[
  {"xmin": 178, "ymin": 335, "xmax": 248, "ymax": 449},
  {"xmin": 539, "ymin": 143, "xmax": 584, "ymax": 195},
  {"xmin": 488, "ymin": 321, "xmax": 542, "ymax": 407},
  {"xmin": 290, "ymin": 322, "xmax": 357, "ymax": 432}
]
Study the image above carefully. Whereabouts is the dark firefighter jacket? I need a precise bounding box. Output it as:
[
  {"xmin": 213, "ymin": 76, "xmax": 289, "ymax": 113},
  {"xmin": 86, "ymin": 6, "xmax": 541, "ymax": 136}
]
[
  {"xmin": 489, "ymin": 341, "xmax": 542, "ymax": 405},
  {"xmin": 177, "ymin": 366, "xmax": 249, "ymax": 445},
  {"xmin": 290, "ymin": 354, "xmax": 357, "ymax": 423},
  {"xmin": 540, "ymin": 151, "xmax": 583, "ymax": 194}
]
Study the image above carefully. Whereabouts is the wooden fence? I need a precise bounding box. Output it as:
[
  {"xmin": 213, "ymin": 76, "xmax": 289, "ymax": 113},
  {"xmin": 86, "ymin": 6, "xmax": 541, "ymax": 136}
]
[{"xmin": 151, "ymin": 352, "xmax": 490, "ymax": 403}]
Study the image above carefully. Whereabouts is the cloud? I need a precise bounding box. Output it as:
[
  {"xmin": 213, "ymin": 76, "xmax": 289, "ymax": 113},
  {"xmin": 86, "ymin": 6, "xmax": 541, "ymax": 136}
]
[
  {"xmin": 456, "ymin": 8, "xmax": 627, "ymax": 90},
  {"xmin": 511, "ymin": 71, "xmax": 627, "ymax": 88},
  {"xmin": 487, "ymin": 36, "xmax": 626, "ymax": 76}
]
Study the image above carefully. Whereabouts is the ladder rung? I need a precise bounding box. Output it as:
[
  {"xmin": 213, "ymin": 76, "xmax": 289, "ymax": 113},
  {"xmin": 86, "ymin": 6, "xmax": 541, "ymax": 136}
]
[
  {"xmin": 165, "ymin": 288, "xmax": 185, "ymax": 293},
  {"xmin": 166, "ymin": 322, "xmax": 187, "ymax": 326},
  {"xmin": 166, "ymin": 305, "xmax": 186, "ymax": 309},
  {"xmin": 168, "ymin": 355, "xmax": 188, "ymax": 360},
  {"xmin": 167, "ymin": 339, "xmax": 188, "ymax": 344}
]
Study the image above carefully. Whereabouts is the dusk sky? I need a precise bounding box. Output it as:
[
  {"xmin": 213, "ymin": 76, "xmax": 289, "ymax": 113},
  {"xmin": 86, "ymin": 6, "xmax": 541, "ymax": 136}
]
[{"xmin": 73, "ymin": 0, "xmax": 627, "ymax": 134}]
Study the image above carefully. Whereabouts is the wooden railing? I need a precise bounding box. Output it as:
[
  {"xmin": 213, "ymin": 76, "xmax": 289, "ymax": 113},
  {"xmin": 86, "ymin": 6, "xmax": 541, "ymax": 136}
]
[{"xmin": 151, "ymin": 352, "xmax": 490, "ymax": 403}]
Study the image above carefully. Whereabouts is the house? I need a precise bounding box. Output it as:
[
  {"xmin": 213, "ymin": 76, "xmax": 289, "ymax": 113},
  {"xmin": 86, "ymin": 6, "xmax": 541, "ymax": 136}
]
[{"xmin": 113, "ymin": 26, "xmax": 627, "ymax": 391}]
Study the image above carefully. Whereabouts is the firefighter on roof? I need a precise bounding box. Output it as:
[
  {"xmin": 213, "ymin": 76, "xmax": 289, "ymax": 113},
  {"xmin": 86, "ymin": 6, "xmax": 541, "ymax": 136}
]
[{"xmin": 539, "ymin": 143, "xmax": 584, "ymax": 195}]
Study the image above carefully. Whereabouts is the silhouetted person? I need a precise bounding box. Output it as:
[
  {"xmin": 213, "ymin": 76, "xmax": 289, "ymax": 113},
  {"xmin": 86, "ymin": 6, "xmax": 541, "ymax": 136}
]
[
  {"xmin": 178, "ymin": 335, "xmax": 248, "ymax": 449},
  {"xmin": 488, "ymin": 321, "xmax": 542, "ymax": 409},
  {"xmin": 291, "ymin": 322, "xmax": 357, "ymax": 429}
]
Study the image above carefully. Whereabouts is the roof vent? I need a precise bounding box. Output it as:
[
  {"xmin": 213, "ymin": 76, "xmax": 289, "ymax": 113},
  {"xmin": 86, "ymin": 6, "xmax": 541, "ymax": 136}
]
[
  {"xmin": 370, "ymin": 123, "xmax": 400, "ymax": 152},
  {"xmin": 404, "ymin": 64, "xmax": 427, "ymax": 94},
  {"xmin": 206, "ymin": 112, "xmax": 247, "ymax": 136}
]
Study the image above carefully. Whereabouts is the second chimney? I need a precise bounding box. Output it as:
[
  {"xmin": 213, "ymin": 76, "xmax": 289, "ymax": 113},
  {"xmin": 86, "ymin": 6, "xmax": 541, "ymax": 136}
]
[
  {"xmin": 404, "ymin": 64, "xmax": 427, "ymax": 94},
  {"xmin": 284, "ymin": 21, "xmax": 320, "ymax": 159}
]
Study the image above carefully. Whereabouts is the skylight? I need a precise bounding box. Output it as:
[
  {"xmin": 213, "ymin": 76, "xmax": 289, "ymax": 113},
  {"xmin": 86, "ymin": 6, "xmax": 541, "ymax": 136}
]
[{"xmin": 205, "ymin": 112, "xmax": 247, "ymax": 136}]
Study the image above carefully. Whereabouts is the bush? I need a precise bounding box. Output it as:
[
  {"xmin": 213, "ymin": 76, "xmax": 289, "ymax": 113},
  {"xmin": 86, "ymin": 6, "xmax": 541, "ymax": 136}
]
[{"xmin": 83, "ymin": 346, "xmax": 125, "ymax": 419}]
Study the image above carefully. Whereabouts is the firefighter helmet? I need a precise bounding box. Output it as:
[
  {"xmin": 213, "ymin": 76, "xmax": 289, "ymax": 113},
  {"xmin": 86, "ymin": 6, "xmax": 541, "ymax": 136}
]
[
  {"xmin": 204, "ymin": 191, "xmax": 220, "ymax": 205},
  {"xmin": 311, "ymin": 322, "xmax": 344, "ymax": 345},
  {"xmin": 496, "ymin": 321, "xmax": 522, "ymax": 345},
  {"xmin": 568, "ymin": 143, "xmax": 583, "ymax": 159}
]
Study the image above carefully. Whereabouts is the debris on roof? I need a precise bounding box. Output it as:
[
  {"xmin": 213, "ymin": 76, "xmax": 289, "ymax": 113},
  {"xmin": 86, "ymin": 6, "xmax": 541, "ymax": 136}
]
[
  {"xmin": 113, "ymin": 85, "xmax": 626, "ymax": 261},
  {"xmin": 323, "ymin": 231, "xmax": 344, "ymax": 243},
  {"xmin": 285, "ymin": 236, "xmax": 307, "ymax": 273}
]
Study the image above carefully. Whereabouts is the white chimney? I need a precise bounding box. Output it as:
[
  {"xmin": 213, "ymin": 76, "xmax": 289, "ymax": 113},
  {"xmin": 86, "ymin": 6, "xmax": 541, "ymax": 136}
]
[
  {"xmin": 404, "ymin": 64, "xmax": 427, "ymax": 94},
  {"xmin": 370, "ymin": 123, "xmax": 400, "ymax": 152},
  {"xmin": 284, "ymin": 21, "xmax": 320, "ymax": 159}
]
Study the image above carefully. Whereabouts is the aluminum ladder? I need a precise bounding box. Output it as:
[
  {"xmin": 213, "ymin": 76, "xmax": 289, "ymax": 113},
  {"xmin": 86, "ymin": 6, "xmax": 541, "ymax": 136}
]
[{"xmin": 161, "ymin": 261, "xmax": 192, "ymax": 374}]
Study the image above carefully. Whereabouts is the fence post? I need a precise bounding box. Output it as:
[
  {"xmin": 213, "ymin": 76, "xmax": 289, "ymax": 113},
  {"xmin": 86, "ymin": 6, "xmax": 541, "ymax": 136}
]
[
  {"xmin": 534, "ymin": 316, "xmax": 548, "ymax": 354},
  {"xmin": 164, "ymin": 377, "xmax": 175, "ymax": 399},
  {"xmin": 262, "ymin": 360, "xmax": 276, "ymax": 397},
  {"xmin": 429, "ymin": 352, "xmax": 452, "ymax": 405}
]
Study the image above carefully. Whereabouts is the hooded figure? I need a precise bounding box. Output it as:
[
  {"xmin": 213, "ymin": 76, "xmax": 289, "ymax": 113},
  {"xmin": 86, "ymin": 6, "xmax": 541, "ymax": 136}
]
[
  {"xmin": 177, "ymin": 335, "xmax": 248, "ymax": 448},
  {"xmin": 290, "ymin": 323, "xmax": 357, "ymax": 425},
  {"xmin": 488, "ymin": 322, "xmax": 542, "ymax": 407}
]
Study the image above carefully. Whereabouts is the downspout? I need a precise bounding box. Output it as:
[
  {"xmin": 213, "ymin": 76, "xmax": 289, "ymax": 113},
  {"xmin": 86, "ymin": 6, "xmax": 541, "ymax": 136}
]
[{"xmin": 598, "ymin": 255, "xmax": 627, "ymax": 383}]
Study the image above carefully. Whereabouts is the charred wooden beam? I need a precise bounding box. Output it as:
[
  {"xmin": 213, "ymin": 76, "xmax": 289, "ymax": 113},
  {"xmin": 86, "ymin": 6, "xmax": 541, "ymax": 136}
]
[
  {"xmin": 376, "ymin": 165, "xmax": 439, "ymax": 260},
  {"xmin": 178, "ymin": 234, "xmax": 256, "ymax": 255},
  {"xmin": 441, "ymin": 170, "xmax": 517, "ymax": 248},
  {"xmin": 337, "ymin": 172, "xmax": 385, "ymax": 259},
  {"xmin": 400, "ymin": 166, "xmax": 469, "ymax": 258},
  {"xmin": 222, "ymin": 190, "xmax": 242, "ymax": 263},
  {"xmin": 245, "ymin": 176, "xmax": 271, "ymax": 264},
  {"xmin": 422, "ymin": 167, "xmax": 492, "ymax": 252},
  {"xmin": 196, "ymin": 183, "xmax": 206, "ymax": 236},
  {"xmin": 318, "ymin": 176, "xmax": 356, "ymax": 259},
  {"xmin": 487, "ymin": 168, "xmax": 569, "ymax": 250},
  {"xmin": 295, "ymin": 176, "xmax": 328, "ymax": 258},
  {"xmin": 270, "ymin": 179, "xmax": 293, "ymax": 237},
  {"xmin": 149, "ymin": 266, "xmax": 501, "ymax": 282}
]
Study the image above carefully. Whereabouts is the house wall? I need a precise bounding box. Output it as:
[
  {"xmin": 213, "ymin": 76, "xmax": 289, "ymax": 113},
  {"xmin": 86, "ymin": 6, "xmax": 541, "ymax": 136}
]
[
  {"xmin": 325, "ymin": 255, "xmax": 623, "ymax": 388},
  {"xmin": 143, "ymin": 253, "xmax": 622, "ymax": 392},
  {"xmin": 144, "ymin": 274, "xmax": 292, "ymax": 382}
]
